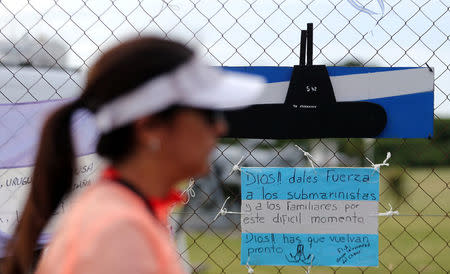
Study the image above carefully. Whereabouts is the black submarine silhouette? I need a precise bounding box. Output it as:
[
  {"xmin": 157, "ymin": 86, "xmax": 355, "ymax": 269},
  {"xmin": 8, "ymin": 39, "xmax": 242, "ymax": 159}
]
[{"xmin": 223, "ymin": 23, "xmax": 387, "ymax": 139}]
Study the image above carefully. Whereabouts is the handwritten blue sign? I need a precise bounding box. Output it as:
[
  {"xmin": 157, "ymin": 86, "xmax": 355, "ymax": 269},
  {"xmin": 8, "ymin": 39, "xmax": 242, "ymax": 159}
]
[{"xmin": 241, "ymin": 167, "xmax": 379, "ymax": 267}]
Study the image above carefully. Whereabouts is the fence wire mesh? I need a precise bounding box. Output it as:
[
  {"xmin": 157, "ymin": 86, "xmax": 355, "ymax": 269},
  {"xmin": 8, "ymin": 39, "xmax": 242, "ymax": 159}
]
[{"xmin": 0, "ymin": 0, "xmax": 449, "ymax": 273}]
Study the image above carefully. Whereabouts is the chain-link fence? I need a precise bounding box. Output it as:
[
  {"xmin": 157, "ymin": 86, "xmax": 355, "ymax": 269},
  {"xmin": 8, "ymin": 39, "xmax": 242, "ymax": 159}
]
[{"xmin": 0, "ymin": 0, "xmax": 449, "ymax": 273}]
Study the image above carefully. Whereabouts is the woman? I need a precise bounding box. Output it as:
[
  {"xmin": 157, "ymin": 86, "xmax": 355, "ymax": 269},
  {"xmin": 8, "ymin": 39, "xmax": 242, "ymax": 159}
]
[{"xmin": 2, "ymin": 37, "xmax": 264, "ymax": 273}]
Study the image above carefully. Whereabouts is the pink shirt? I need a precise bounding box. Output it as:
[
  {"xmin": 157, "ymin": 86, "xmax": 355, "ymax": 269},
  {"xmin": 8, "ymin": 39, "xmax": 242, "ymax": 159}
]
[{"xmin": 36, "ymin": 181, "xmax": 186, "ymax": 274}]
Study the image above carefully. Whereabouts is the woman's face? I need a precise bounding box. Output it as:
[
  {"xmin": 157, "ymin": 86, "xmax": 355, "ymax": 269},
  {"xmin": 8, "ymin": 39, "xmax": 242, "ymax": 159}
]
[{"xmin": 161, "ymin": 108, "xmax": 228, "ymax": 178}]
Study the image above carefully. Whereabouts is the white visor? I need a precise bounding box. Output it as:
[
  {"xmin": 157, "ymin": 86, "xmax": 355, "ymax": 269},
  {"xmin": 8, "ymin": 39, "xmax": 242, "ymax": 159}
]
[{"xmin": 94, "ymin": 56, "xmax": 266, "ymax": 133}]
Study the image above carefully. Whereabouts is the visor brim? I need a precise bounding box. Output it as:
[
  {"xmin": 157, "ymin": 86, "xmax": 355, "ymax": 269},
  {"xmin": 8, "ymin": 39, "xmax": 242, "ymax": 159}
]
[{"xmin": 184, "ymin": 70, "xmax": 266, "ymax": 110}]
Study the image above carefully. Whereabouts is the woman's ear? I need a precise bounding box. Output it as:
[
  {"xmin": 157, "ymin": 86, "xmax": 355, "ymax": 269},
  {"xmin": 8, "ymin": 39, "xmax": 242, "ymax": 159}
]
[{"xmin": 134, "ymin": 116, "xmax": 165, "ymax": 150}]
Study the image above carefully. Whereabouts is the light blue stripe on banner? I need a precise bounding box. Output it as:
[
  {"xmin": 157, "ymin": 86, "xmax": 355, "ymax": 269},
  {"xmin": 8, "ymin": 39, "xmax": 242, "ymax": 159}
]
[
  {"xmin": 241, "ymin": 233, "xmax": 378, "ymax": 266},
  {"xmin": 241, "ymin": 167, "xmax": 379, "ymax": 201},
  {"xmin": 222, "ymin": 66, "xmax": 420, "ymax": 83}
]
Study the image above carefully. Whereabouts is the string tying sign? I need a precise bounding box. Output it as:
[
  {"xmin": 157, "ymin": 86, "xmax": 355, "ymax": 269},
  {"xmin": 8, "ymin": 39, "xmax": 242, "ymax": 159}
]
[
  {"xmin": 305, "ymin": 254, "xmax": 314, "ymax": 274},
  {"xmin": 213, "ymin": 197, "xmax": 244, "ymax": 221},
  {"xmin": 376, "ymin": 203, "xmax": 399, "ymax": 217},
  {"xmin": 245, "ymin": 257, "xmax": 254, "ymax": 274},
  {"xmin": 229, "ymin": 155, "xmax": 245, "ymax": 176},
  {"xmin": 181, "ymin": 178, "xmax": 196, "ymax": 204},
  {"xmin": 366, "ymin": 152, "xmax": 391, "ymax": 173},
  {"xmin": 294, "ymin": 145, "xmax": 316, "ymax": 169}
]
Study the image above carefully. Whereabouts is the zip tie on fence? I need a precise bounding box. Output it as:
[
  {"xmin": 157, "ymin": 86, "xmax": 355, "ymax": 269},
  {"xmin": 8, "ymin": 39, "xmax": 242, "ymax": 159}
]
[
  {"xmin": 347, "ymin": 0, "xmax": 385, "ymax": 35},
  {"xmin": 181, "ymin": 178, "xmax": 195, "ymax": 204},
  {"xmin": 366, "ymin": 152, "xmax": 391, "ymax": 173},
  {"xmin": 213, "ymin": 197, "xmax": 244, "ymax": 221},
  {"xmin": 294, "ymin": 145, "xmax": 316, "ymax": 169},
  {"xmin": 347, "ymin": 0, "xmax": 385, "ymax": 15},
  {"xmin": 377, "ymin": 203, "xmax": 399, "ymax": 217},
  {"xmin": 245, "ymin": 257, "xmax": 255, "ymax": 274},
  {"xmin": 305, "ymin": 254, "xmax": 314, "ymax": 274},
  {"xmin": 228, "ymin": 155, "xmax": 245, "ymax": 176}
]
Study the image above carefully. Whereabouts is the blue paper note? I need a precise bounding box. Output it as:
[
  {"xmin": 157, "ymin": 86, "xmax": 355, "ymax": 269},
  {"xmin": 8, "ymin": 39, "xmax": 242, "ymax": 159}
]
[
  {"xmin": 240, "ymin": 167, "xmax": 379, "ymax": 267},
  {"xmin": 241, "ymin": 233, "xmax": 378, "ymax": 266}
]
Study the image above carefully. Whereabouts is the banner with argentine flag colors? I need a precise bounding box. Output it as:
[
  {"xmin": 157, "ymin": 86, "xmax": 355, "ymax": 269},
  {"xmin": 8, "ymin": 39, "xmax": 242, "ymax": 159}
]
[
  {"xmin": 224, "ymin": 66, "xmax": 434, "ymax": 138},
  {"xmin": 0, "ymin": 65, "xmax": 431, "ymax": 256},
  {"xmin": 240, "ymin": 167, "xmax": 379, "ymax": 267}
]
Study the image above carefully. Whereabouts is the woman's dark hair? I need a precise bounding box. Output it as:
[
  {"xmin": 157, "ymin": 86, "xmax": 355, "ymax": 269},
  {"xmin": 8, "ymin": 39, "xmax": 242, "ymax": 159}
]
[{"xmin": 2, "ymin": 37, "xmax": 193, "ymax": 273}]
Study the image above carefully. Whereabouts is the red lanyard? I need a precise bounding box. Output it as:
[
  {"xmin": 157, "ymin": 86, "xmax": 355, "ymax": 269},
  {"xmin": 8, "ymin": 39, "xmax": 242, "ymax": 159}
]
[{"xmin": 102, "ymin": 167, "xmax": 184, "ymax": 225}]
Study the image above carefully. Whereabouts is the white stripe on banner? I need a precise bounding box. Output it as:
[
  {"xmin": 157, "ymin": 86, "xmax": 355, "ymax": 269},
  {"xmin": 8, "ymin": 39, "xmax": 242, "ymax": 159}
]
[
  {"xmin": 330, "ymin": 68, "xmax": 433, "ymax": 101},
  {"xmin": 252, "ymin": 68, "xmax": 433, "ymax": 104},
  {"xmin": 241, "ymin": 200, "xmax": 378, "ymax": 235}
]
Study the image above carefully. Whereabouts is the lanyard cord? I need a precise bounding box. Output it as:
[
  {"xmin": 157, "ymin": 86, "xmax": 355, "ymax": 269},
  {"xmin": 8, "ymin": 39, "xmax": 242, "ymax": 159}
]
[
  {"xmin": 113, "ymin": 177, "xmax": 155, "ymax": 216},
  {"xmin": 102, "ymin": 166, "xmax": 184, "ymax": 229}
]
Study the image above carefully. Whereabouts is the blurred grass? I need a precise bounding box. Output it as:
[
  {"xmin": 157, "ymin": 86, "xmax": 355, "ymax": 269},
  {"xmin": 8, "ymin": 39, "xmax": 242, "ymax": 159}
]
[{"xmin": 183, "ymin": 167, "xmax": 450, "ymax": 273}]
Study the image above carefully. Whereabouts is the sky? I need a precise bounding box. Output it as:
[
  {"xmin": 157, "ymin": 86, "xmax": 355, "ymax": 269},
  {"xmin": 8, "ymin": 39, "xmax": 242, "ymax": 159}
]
[{"xmin": 0, "ymin": 0, "xmax": 448, "ymax": 116}]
